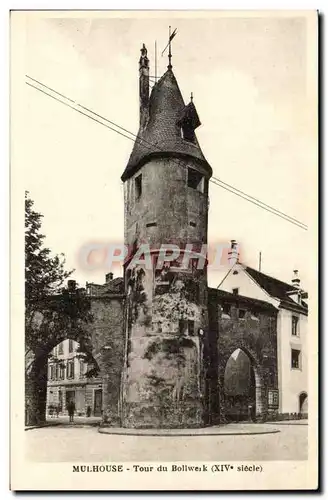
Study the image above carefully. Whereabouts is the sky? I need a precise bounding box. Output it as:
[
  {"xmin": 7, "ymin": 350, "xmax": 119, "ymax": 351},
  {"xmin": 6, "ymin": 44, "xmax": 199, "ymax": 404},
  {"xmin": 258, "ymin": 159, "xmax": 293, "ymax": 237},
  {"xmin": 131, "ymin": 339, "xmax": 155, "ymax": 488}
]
[{"xmin": 20, "ymin": 11, "xmax": 317, "ymax": 290}]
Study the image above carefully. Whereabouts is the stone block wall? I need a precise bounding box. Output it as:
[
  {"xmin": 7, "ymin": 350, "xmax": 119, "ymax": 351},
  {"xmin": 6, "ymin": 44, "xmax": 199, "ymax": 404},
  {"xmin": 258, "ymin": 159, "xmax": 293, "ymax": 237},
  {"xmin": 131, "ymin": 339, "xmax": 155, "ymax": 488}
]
[{"xmin": 207, "ymin": 289, "xmax": 279, "ymax": 424}]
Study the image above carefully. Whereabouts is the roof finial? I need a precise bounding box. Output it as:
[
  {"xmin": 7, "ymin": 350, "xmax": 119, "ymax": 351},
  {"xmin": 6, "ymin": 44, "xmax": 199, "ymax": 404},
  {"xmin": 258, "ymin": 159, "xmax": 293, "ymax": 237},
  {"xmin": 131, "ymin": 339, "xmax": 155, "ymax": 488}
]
[
  {"xmin": 190, "ymin": 92, "xmax": 193, "ymax": 102},
  {"xmin": 168, "ymin": 26, "xmax": 172, "ymax": 69},
  {"xmin": 161, "ymin": 26, "xmax": 177, "ymax": 69}
]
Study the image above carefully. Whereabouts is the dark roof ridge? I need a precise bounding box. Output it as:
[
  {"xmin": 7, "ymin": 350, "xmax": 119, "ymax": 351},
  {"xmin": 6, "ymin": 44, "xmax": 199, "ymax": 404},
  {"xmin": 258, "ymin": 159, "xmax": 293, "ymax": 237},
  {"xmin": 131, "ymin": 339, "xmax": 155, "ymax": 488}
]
[{"xmin": 244, "ymin": 264, "xmax": 295, "ymax": 291}]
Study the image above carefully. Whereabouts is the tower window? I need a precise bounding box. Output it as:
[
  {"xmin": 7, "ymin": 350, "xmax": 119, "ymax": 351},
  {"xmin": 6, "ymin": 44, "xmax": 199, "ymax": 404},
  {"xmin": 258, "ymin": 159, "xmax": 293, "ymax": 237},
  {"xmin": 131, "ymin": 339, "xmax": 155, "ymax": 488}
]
[
  {"xmin": 179, "ymin": 319, "xmax": 186, "ymax": 335},
  {"xmin": 181, "ymin": 125, "xmax": 195, "ymax": 143},
  {"xmin": 221, "ymin": 303, "xmax": 231, "ymax": 316},
  {"xmin": 187, "ymin": 320, "xmax": 195, "ymax": 336},
  {"xmin": 239, "ymin": 309, "xmax": 246, "ymax": 319},
  {"xmin": 135, "ymin": 174, "xmax": 142, "ymax": 200},
  {"xmin": 187, "ymin": 168, "xmax": 204, "ymax": 193}
]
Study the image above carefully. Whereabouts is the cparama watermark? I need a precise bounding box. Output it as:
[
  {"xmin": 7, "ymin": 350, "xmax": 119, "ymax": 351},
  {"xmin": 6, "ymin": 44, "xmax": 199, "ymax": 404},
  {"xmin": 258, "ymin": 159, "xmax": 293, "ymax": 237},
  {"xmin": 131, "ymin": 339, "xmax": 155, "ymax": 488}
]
[{"xmin": 77, "ymin": 241, "xmax": 241, "ymax": 272}]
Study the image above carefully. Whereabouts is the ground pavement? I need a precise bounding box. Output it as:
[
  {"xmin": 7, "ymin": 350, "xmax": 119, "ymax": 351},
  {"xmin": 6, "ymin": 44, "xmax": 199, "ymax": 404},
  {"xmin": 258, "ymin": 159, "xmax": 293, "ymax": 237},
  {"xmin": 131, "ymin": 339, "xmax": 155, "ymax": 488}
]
[{"xmin": 25, "ymin": 422, "xmax": 308, "ymax": 462}]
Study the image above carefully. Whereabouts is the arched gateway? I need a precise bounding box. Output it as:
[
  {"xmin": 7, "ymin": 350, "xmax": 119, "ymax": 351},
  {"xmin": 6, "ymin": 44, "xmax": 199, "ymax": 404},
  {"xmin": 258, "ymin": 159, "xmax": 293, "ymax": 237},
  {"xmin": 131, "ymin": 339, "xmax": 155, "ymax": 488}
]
[
  {"xmin": 25, "ymin": 284, "xmax": 125, "ymax": 426},
  {"xmin": 222, "ymin": 348, "xmax": 264, "ymax": 422}
]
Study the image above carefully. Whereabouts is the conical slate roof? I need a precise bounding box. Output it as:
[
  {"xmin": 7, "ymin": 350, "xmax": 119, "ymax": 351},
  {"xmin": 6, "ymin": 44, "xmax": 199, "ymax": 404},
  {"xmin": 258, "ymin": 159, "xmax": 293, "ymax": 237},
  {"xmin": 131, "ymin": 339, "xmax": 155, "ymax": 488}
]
[{"xmin": 121, "ymin": 68, "xmax": 212, "ymax": 181}]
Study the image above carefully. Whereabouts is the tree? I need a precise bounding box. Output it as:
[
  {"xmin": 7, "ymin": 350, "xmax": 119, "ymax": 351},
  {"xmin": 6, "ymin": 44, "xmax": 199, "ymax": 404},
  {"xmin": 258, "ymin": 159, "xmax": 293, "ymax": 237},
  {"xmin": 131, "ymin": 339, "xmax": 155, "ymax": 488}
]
[
  {"xmin": 25, "ymin": 191, "xmax": 95, "ymax": 354},
  {"xmin": 25, "ymin": 191, "xmax": 72, "ymax": 308},
  {"xmin": 25, "ymin": 191, "xmax": 73, "ymax": 352},
  {"xmin": 25, "ymin": 192, "xmax": 95, "ymax": 425}
]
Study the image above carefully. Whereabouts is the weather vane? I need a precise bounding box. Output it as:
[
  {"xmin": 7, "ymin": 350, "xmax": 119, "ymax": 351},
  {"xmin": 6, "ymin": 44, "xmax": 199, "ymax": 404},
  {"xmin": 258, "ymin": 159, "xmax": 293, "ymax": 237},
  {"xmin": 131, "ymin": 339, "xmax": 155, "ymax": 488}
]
[{"xmin": 161, "ymin": 26, "xmax": 178, "ymax": 69}]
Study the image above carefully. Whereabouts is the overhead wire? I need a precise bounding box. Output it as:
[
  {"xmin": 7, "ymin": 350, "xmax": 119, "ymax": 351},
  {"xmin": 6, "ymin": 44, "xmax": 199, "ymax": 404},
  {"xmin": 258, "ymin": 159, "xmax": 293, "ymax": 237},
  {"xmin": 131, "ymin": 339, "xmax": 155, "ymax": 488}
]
[{"xmin": 25, "ymin": 75, "xmax": 308, "ymax": 231}]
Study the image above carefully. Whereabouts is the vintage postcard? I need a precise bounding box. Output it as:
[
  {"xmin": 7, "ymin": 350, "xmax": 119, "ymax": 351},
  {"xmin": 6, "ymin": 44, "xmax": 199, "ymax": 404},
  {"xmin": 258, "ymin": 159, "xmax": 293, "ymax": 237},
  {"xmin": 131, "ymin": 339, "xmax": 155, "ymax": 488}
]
[{"xmin": 10, "ymin": 10, "xmax": 318, "ymax": 491}]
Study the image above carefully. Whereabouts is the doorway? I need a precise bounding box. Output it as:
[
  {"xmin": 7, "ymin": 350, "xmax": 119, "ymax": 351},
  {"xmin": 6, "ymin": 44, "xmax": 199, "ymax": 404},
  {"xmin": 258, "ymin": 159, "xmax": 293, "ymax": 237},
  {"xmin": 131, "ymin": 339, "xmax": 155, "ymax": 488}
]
[
  {"xmin": 94, "ymin": 389, "xmax": 103, "ymax": 416},
  {"xmin": 223, "ymin": 348, "xmax": 257, "ymax": 422},
  {"xmin": 299, "ymin": 392, "xmax": 308, "ymax": 415},
  {"xmin": 65, "ymin": 390, "xmax": 75, "ymax": 410}
]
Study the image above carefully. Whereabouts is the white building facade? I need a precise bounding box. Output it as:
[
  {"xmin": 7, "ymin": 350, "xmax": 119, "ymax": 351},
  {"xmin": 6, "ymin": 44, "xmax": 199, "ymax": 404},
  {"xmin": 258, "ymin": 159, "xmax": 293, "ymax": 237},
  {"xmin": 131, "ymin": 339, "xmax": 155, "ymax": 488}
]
[
  {"xmin": 218, "ymin": 250, "xmax": 308, "ymax": 418},
  {"xmin": 46, "ymin": 339, "xmax": 103, "ymax": 417}
]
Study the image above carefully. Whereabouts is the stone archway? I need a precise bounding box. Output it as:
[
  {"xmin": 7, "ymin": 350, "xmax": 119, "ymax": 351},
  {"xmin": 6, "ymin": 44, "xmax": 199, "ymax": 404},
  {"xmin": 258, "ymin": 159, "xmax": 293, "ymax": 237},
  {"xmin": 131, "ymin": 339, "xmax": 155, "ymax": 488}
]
[
  {"xmin": 218, "ymin": 343, "xmax": 266, "ymax": 423},
  {"xmin": 25, "ymin": 334, "xmax": 101, "ymax": 426},
  {"xmin": 223, "ymin": 348, "xmax": 263, "ymax": 422},
  {"xmin": 299, "ymin": 392, "xmax": 308, "ymax": 416},
  {"xmin": 25, "ymin": 293, "xmax": 125, "ymax": 427}
]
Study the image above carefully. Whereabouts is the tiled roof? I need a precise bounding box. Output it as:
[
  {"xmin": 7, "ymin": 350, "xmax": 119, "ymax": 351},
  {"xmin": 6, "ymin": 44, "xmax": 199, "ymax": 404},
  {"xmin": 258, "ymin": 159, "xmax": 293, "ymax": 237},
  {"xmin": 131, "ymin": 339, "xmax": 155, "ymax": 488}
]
[
  {"xmin": 208, "ymin": 287, "xmax": 277, "ymax": 311},
  {"xmin": 121, "ymin": 68, "xmax": 212, "ymax": 181},
  {"xmin": 87, "ymin": 277, "xmax": 124, "ymax": 297},
  {"xmin": 245, "ymin": 266, "xmax": 308, "ymax": 313}
]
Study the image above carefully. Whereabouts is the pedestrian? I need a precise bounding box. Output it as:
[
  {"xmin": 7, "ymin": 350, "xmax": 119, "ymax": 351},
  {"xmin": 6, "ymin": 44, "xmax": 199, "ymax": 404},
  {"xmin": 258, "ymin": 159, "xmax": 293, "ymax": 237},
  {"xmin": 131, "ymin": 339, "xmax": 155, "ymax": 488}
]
[
  {"xmin": 67, "ymin": 401, "xmax": 76, "ymax": 423},
  {"xmin": 248, "ymin": 404, "xmax": 253, "ymax": 422}
]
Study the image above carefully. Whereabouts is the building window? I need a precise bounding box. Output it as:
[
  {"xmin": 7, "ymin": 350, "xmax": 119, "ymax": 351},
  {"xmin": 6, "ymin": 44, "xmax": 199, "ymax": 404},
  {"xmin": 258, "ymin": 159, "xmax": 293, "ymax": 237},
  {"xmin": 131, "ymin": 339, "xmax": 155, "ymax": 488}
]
[
  {"xmin": 79, "ymin": 360, "xmax": 85, "ymax": 378},
  {"xmin": 232, "ymin": 288, "xmax": 239, "ymax": 295},
  {"xmin": 58, "ymin": 343, "xmax": 63, "ymax": 355},
  {"xmin": 67, "ymin": 360, "xmax": 75, "ymax": 379},
  {"xmin": 291, "ymin": 349, "xmax": 301, "ymax": 369},
  {"xmin": 68, "ymin": 339, "xmax": 74, "ymax": 353},
  {"xmin": 251, "ymin": 311, "xmax": 260, "ymax": 321},
  {"xmin": 292, "ymin": 315, "xmax": 299, "ymax": 336},
  {"xmin": 221, "ymin": 303, "xmax": 231, "ymax": 316},
  {"xmin": 49, "ymin": 364, "xmax": 55, "ymax": 380},
  {"xmin": 268, "ymin": 390, "xmax": 279, "ymax": 408},
  {"xmin": 179, "ymin": 319, "xmax": 187, "ymax": 335},
  {"xmin": 187, "ymin": 168, "xmax": 204, "ymax": 193},
  {"xmin": 59, "ymin": 364, "xmax": 65, "ymax": 380},
  {"xmin": 187, "ymin": 320, "xmax": 195, "ymax": 336},
  {"xmin": 239, "ymin": 309, "xmax": 246, "ymax": 319},
  {"xmin": 135, "ymin": 174, "xmax": 142, "ymax": 200},
  {"xmin": 55, "ymin": 364, "xmax": 59, "ymax": 380}
]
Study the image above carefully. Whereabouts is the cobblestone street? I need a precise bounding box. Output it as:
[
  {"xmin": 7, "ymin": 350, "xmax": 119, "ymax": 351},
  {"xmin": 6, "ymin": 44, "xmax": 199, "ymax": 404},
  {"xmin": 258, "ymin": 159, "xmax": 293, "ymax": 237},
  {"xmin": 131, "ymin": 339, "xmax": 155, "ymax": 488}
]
[{"xmin": 25, "ymin": 423, "xmax": 308, "ymax": 462}]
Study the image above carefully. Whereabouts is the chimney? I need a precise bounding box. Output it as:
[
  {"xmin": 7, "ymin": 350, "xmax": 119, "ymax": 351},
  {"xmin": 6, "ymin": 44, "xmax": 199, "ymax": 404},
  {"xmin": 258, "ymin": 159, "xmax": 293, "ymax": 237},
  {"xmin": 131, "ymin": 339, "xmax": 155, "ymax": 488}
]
[
  {"xmin": 67, "ymin": 279, "xmax": 76, "ymax": 292},
  {"xmin": 292, "ymin": 269, "xmax": 301, "ymax": 289},
  {"xmin": 105, "ymin": 272, "xmax": 114, "ymax": 284},
  {"xmin": 139, "ymin": 43, "xmax": 149, "ymax": 129},
  {"xmin": 228, "ymin": 240, "xmax": 239, "ymax": 267}
]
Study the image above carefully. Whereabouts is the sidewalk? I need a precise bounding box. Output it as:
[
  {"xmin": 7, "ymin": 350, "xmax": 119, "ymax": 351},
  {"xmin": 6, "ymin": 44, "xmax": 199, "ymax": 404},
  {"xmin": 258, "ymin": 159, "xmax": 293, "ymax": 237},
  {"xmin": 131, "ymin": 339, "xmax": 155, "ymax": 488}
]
[
  {"xmin": 99, "ymin": 423, "xmax": 280, "ymax": 437},
  {"xmin": 46, "ymin": 415, "xmax": 102, "ymax": 425},
  {"xmin": 266, "ymin": 419, "xmax": 308, "ymax": 426},
  {"xmin": 25, "ymin": 415, "xmax": 102, "ymax": 430}
]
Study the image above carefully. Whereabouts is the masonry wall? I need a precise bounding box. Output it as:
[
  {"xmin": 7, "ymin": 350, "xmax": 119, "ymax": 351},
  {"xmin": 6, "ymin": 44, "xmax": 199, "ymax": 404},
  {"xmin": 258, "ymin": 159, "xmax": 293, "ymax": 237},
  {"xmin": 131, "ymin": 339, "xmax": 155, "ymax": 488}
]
[
  {"xmin": 88, "ymin": 297, "xmax": 125, "ymax": 423},
  {"xmin": 124, "ymin": 157, "xmax": 209, "ymax": 249},
  {"xmin": 25, "ymin": 295, "xmax": 125, "ymax": 426},
  {"xmin": 122, "ymin": 157, "xmax": 210, "ymax": 428},
  {"xmin": 207, "ymin": 291, "xmax": 279, "ymax": 424}
]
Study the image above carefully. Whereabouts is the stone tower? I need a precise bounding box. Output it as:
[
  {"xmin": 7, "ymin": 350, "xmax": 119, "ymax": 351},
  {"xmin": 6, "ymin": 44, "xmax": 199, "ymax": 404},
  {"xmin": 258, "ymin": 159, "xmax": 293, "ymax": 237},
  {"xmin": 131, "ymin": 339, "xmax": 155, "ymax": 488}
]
[{"xmin": 120, "ymin": 44, "xmax": 212, "ymax": 428}]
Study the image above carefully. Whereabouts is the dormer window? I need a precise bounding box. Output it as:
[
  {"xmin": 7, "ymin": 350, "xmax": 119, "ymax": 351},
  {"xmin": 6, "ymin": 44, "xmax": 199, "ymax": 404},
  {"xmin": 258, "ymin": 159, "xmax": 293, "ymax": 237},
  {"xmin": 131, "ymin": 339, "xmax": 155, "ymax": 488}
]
[
  {"xmin": 181, "ymin": 124, "xmax": 196, "ymax": 143},
  {"xmin": 177, "ymin": 100, "xmax": 201, "ymax": 146},
  {"xmin": 188, "ymin": 168, "xmax": 204, "ymax": 193}
]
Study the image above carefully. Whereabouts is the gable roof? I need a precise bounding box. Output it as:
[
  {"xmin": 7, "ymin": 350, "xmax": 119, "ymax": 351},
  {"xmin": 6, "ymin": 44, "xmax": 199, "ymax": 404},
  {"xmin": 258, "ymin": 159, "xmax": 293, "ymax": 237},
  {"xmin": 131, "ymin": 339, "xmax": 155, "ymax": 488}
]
[
  {"xmin": 244, "ymin": 266, "xmax": 308, "ymax": 314},
  {"xmin": 208, "ymin": 287, "xmax": 277, "ymax": 312},
  {"xmin": 87, "ymin": 277, "xmax": 124, "ymax": 297},
  {"xmin": 121, "ymin": 68, "xmax": 212, "ymax": 181}
]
